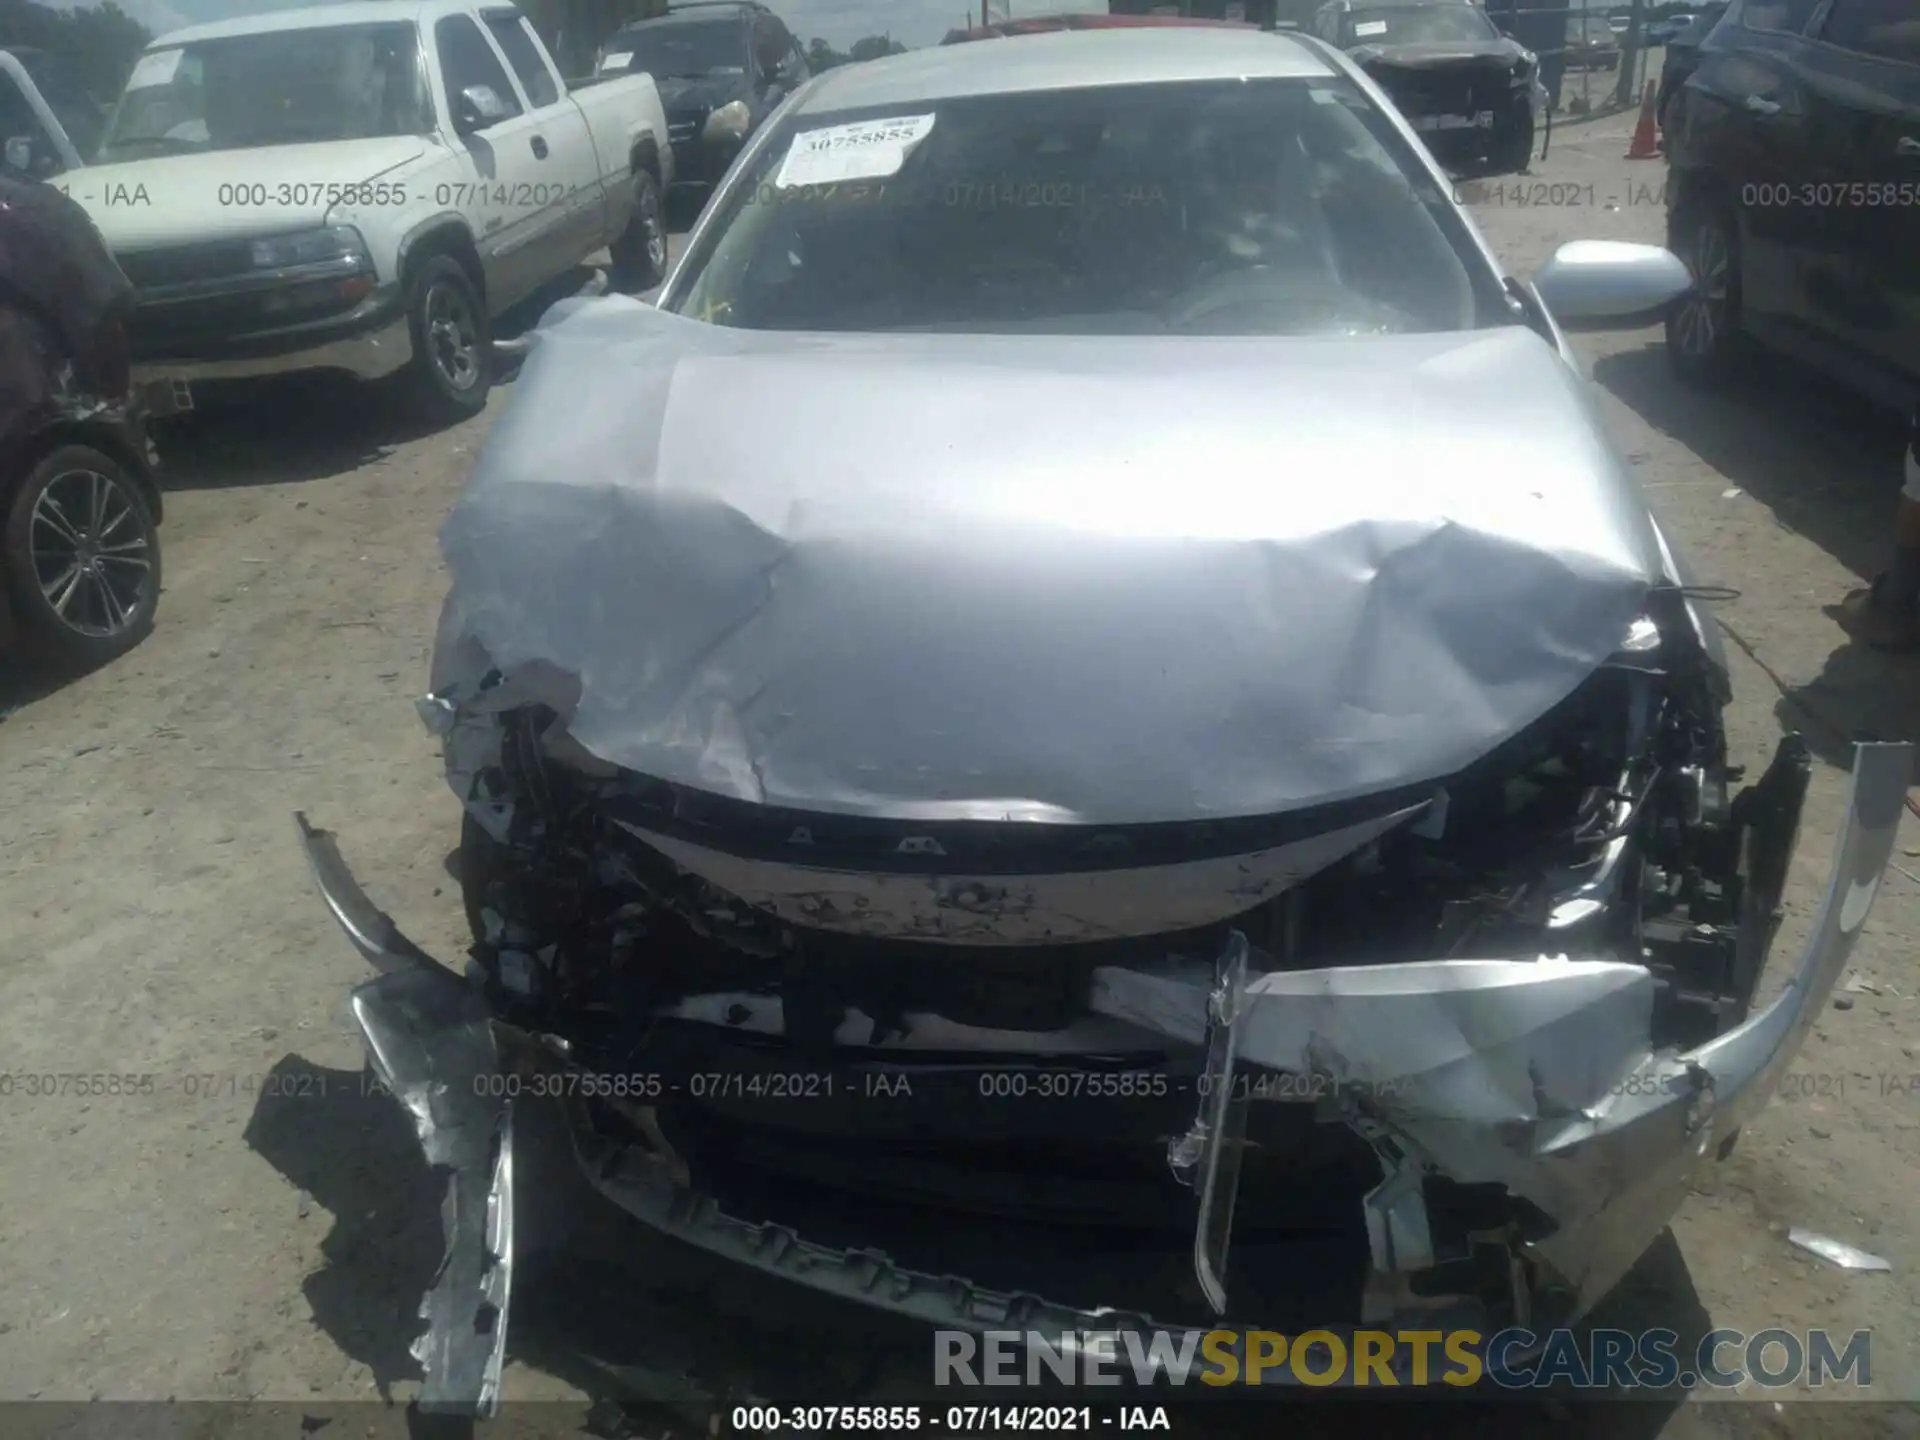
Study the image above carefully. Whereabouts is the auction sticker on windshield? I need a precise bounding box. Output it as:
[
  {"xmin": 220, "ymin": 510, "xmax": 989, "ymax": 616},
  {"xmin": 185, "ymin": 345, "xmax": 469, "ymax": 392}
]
[
  {"xmin": 776, "ymin": 114, "xmax": 937, "ymax": 189},
  {"xmin": 600, "ymin": 51, "xmax": 632, "ymax": 70},
  {"xmin": 125, "ymin": 48, "xmax": 182, "ymax": 89},
  {"xmin": 1353, "ymin": 19, "xmax": 1388, "ymax": 34}
]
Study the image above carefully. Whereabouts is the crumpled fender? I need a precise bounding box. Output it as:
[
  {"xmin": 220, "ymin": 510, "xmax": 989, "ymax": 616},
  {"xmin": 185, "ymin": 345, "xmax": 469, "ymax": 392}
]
[{"xmin": 1132, "ymin": 742, "xmax": 1911, "ymax": 1321}]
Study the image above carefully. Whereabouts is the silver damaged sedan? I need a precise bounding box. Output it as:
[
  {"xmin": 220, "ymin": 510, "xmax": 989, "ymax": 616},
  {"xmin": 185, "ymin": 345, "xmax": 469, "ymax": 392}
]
[{"xmin": 295, "ymin": 26, "xmax": 1911, "ymax": 1412}]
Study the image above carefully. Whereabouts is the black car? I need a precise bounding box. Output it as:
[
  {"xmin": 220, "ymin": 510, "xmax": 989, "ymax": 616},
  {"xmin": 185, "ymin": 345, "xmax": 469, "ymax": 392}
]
[
  {"xmin": 1655, "ymin": 0, "xmax": 1730, "ymax": 130},
  {"xmin": 1562, "ymin": 12, "xmax": 1623, "ymax": 71},
  {"xmin": 1663, "ymin": 0, "xmax": 1920, "ymax": 405},
  {"xmin": 597, "ymin": 1, "xmax": 808, "ymax": 189},
  {"xmin": 1313, "ymin": 0, "xmax": 1545, "ymax": 176},
  {"xmin": 0, "ymin": 174, "xmax": 163, "ymax": 668}
]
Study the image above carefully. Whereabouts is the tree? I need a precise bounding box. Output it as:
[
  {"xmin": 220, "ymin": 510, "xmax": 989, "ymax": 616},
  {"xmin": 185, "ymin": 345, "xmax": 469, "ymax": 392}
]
[
  {"xmin": 805, "ymin": 36, "xmax": 851, "ymax": 69},
  {"xmin": 0, "ymin": 0, "xmax": 152, "ymax": 101},
  {"xmin": 847, "ymin": 34, "xmax": 908, "ymax": 62},
  {"xmin": 805, "ymin": 34, "xmax": 904, "ymax": 69}
]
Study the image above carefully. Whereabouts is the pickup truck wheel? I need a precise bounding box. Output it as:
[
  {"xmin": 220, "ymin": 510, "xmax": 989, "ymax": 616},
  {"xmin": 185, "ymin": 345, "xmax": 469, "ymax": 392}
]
[
  {"xmin": 3, "ymin": 444, "xmax": 161, "ymax": 670},
  {"xmin": 609, "ymin": 170, "xmax": 667, "ymax": 292},
  {"xmin": 406, "ymin": 255, "xmax": 492, "ymax": 422}
]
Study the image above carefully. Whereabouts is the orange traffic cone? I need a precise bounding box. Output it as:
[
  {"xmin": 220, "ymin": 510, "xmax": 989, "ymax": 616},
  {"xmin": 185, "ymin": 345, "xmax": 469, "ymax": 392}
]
[{"xmin": 1626, "ymin": 79, "xmax": 1661, "ymax": 160}]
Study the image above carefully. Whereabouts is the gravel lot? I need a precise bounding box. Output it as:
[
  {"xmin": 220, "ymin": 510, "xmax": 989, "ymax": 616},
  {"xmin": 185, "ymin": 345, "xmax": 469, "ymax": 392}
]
[{"xmin": 2, "ymin": 112, "xmax": 1916, "ymax": 1438}]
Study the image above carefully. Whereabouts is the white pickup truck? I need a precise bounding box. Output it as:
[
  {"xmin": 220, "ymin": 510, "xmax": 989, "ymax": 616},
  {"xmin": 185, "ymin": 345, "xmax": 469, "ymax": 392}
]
[{"xmin": 61, "ymin": 0, "xmax": 674, "ymax": 422}]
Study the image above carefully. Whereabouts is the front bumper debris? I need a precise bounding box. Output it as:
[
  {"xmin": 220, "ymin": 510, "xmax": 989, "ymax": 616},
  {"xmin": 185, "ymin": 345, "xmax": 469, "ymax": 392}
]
[
  {"xmin": 294, "ymin": 741, "xmax": 1909, "ymax": 1403},
  {"xmin": 298, "ymin": 815, "xmax": 514, "ymax": 1417}
]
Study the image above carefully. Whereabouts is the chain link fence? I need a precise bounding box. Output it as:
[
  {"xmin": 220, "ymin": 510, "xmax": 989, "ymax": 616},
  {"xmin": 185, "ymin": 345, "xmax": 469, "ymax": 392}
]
[{"xmin": 1483, "ymin": 0, "xmax": 1660, "ymax": 116}]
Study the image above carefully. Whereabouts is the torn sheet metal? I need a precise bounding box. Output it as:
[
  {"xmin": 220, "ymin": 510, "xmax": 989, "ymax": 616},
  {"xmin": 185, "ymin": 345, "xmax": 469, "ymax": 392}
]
[
  {"xmin": 1167, "ymin": 932, "xmax": 1251, "ymax": 1315},
  {"xmin": 1090, "ymin": 742, "xmax": 1911, "ymax": 1317},
  {"xmin": 436, "ymin": 297, "xmax": 1666, "ymax": 825},
  {"xmin": 295, "ymin": 812, "xmax": 449, "ymax": 976},
  {"xmin": 292, "ymin": 742, "xmax": 1905, "ymax": 1352},
  {"xmin": 352, "ymin": 965, "xmax": 515, "ymax": 1415},
  {"xmin": 1787, "ymin": 1230, "xmax": 1891, "ymax": 1272},
  {"xmin": 297, "ymin": 816, "xmax": 514, "ymax": 1416}
]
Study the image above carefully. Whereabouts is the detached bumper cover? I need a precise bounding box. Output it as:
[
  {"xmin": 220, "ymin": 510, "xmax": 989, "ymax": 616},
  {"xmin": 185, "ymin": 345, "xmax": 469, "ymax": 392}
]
[
  {"xmin": 294, "ymin": 741, "xmax": 1908, "ymax": 1404},
  {"xmin": 297, "ymin": 815, "xmax": 513, "ymax": 1416}
]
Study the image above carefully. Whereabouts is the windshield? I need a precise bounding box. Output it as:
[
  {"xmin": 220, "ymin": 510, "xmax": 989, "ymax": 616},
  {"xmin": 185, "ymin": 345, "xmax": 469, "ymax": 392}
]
[
  {"xmin": 1344, "ymin": 5, "xmax": 1500, "ymax": 43},
  {"xmin": 668, "ymin": 78, "xmax": 1495, "ymax": 337},
  {"xmin": 608, "ymin": 18, "xmax": 747, "ymax": 77},
  {"xmin": 97, "ymin": 23, "xmax": 428, "ymax": 160}
]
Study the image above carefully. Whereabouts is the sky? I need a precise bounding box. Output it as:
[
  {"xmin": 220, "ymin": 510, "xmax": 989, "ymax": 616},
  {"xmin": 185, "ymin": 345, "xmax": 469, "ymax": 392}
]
[{"xmin": 48, "ymin": 0, "xmax": 1096, "ymax": 52}]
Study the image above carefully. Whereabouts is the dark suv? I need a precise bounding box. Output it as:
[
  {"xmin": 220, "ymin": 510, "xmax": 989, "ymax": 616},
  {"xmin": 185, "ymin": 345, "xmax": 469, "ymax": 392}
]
[
  {"xmin": 1663, "ymin": 0, "xmax": 1920, "ymax": 406},
  {"xmin": 597, "ymin": 1, "xmax": 808, "ymax": 190},
  {"xmin": 1312, "ymin": 0, "xmax": 1546, "ymax": 179}
]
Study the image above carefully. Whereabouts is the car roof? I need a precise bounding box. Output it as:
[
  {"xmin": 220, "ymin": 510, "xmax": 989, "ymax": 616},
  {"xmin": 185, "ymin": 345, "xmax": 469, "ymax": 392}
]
[
  {"xmin": 140, "ymin": 0, "xmax": 479, "ymax": 46},
  {"xmin": 946, "ymin": 13, "xmax": 1259, "ymax": 41},
  {"xmin": 613, "ymin": 5, "xmax": 757, "ymax": 32},
  {"xmin": 796, "ymin": 27, "xmax": 1335, "ymax": 115}
]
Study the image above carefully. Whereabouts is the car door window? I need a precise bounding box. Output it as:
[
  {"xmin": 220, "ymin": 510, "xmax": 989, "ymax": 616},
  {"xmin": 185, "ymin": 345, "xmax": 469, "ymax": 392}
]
[
  {"xmin": 484, "ymin": 12, "xmax": 561, "ymax": 108},
  {"xmin": 436, "ymin": 14, "xmax": 523, "ymax": 123},
  {"xmin": 1741, "ymin": 0, "xmax": 1821, "ymax": 33},
  {"xmin": 1817, "ymin": 0, "xmax": 1920, "ymax": 63},
  {"xmin": 752, "ymin": 18, "xmax": 784, "ymax": 80},
  {"xmin": 773, "ymin": 22, "xmax": 803, "ymax": 78}
]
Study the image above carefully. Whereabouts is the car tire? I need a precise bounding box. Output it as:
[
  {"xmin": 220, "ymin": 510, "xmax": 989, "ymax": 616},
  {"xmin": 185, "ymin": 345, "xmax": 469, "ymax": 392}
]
[
  {"xmin": 1666, "ymin": 196, "xmax": 1745, "ymax": 387},
  {"xmin": 405, "ymin": 254, "xmax": 492, "ymax": 424},
  {"xmin": 609, "ymin": 168, "xmax": 668, "ymax": 293},
  {"xmin": 2, "ymin": 443, "xmax": 161, "ymax": 670},
  {"xmin": 1492, "ymin": 115, "xmax": 1535, "ymax": 175}
]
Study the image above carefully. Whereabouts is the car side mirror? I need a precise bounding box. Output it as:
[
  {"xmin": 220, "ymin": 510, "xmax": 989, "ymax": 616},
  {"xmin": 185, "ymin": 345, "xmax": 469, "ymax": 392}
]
[
  {"xmin": 454, "ymin": 84, "xmax": 509, "ymax": 134},
  {"xmin": 1532, "ymin": 239, "xmax": 1693, "ymax": 330}
]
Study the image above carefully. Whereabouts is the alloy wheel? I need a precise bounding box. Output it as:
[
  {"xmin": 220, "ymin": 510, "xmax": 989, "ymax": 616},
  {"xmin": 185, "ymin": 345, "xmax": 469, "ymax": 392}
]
[
  {"xmin": 1670, "ymin": 216, "xmax": 1729, "ymax": 359},
  {"xmin": 426, "ymin": 280, "xmax": 482, "ymax": 391},
  {"xmin": 641, "ymin": 183, "xmax": 667, "ymax": 274},
  {"xmin": 30, "ymin": 467, "xmax": 155, "ymax": 638}
]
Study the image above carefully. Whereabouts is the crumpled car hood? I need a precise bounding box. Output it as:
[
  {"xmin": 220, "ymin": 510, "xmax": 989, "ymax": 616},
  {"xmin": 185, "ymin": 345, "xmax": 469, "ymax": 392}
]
[{"xmin": 436, "ymin": 298, "xmax": 1664, "ymax": 826}]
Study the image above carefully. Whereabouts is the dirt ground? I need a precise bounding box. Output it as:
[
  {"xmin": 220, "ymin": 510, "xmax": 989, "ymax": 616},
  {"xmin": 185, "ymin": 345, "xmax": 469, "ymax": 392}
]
[{"xmin": 2, "ymin": 112, "xmax": 1917, "ymax": 1437}]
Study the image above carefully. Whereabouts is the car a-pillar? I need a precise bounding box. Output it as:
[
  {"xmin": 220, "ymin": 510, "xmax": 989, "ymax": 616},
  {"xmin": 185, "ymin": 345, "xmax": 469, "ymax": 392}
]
[
  {"xmin": 401, "ymin": 226, "xmax": 494, "ymax": 424},
  {"xmin": 610, "ymin": 138, "xmax": 668, "ymax": 293}
]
